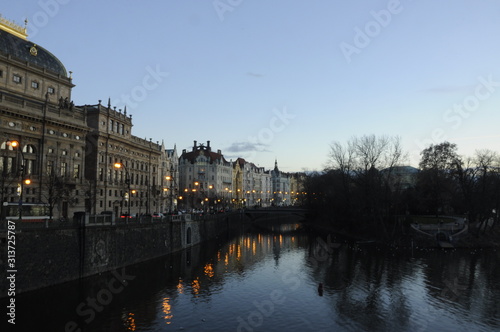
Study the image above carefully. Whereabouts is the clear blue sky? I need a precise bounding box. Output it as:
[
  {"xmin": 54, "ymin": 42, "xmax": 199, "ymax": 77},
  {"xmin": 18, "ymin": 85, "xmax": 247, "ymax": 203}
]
[{"xmin": 4, "ymin": 0, "xmax": 500, "ymax": 172}]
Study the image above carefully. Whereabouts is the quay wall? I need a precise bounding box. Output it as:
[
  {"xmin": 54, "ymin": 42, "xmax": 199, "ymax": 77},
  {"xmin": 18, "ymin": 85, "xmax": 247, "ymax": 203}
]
[{"xmin": 0, "ymin": 213, "xmax": 247, "ymax": 298}]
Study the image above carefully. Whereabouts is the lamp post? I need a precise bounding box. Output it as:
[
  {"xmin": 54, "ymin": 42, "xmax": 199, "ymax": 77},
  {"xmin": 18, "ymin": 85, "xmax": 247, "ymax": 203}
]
[
  {"xmin": 193, "ymin": 181, "xmax": 199, "ymax": 211},
  {"xmin": 114, "ymin": 160, "xmax": 131, "ymax": 218},
  {"xmin": 165, "ymin": 175, "xmax": 173, "ymax": 213},
  {"xmin": 7, "ymin": 140, "xmax": 30, "ymax": 221},
  {"xmin": 208, "ymin": 184, "xmax": 213, "ymax": 213}
]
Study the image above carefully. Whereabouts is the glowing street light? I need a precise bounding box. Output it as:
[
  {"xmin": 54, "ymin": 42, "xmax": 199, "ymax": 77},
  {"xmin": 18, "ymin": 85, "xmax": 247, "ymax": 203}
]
[
  {"xmin": 7, "ymin": 140, "xmax": 30, "ymax": 221},
  {"xmin": 114, "ymin": 160, "xmax": 131, "ymax": 218}
]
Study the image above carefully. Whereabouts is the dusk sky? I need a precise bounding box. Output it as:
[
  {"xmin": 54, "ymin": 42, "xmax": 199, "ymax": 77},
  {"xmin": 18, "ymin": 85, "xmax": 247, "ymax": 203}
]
[{"xmin": 4, "ymin": 1, "xmax": 500, "ymax": 172}]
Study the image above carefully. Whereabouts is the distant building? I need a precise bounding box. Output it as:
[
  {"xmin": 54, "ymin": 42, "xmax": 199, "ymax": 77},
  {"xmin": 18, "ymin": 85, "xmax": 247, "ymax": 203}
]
[
  {"xmin": 162, "ymin": 144, "xmax": 179, "ymax": 212},
  {"xmin": 234, "ymin": 158, "xmax": 272, "ymax": 208},
  {"xmin": 178, "ymin": 141, "xmax": 232, "ymax": 211},
  {"xmin": 271, "ymin": 160, "xmax": 291, "ymax": 206},
  {"xmin": 233, "ymin": 158, "xmax": 244, "ymax": 207}
]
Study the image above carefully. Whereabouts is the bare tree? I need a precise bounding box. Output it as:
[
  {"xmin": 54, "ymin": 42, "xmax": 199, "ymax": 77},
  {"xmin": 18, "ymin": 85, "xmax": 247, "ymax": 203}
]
[
  {"xmin": 42, "ymin": 168, "xmax": 77, "ymax": 220},
  {"xmin": 324, "ymin": 135, "xmax": 408, "ymax": 239}
]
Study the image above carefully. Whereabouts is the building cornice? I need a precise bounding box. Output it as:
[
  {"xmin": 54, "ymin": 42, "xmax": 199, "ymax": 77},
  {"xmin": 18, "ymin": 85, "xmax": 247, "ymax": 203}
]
[{"xmin": 0, "ymin": 15, "xmax": 27, "ymax": 40}]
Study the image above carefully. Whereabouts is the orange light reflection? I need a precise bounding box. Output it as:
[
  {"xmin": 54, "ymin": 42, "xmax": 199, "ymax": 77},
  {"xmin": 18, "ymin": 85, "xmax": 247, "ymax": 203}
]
[
  {"xmin": 204, "ymin": 263, "xmax": 215, "ymax": 278},
  {"xmin": 192, "ymin": 278, "xmax": 201, "ymax": 296},
  {"xmin": 126, "ymin": 312, "xmax": 136, "ymax": 331},
  {"xmin": 177, "ymin": 279, "xmax": 184, "ymax": 294},
  {"xmin": 162, "ymin": 297, "xmax": 173, "ymax": 324}
]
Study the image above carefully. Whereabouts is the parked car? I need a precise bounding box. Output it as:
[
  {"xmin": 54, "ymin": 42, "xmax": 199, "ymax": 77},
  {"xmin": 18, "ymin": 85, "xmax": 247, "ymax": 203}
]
[{"xmin": 152, "ymin": 212, "xmax": 164, "ymax": 218}]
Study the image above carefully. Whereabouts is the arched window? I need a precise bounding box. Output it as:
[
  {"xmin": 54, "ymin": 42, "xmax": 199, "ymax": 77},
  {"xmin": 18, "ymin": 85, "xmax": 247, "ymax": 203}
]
[
  {"xmin": 22, "ymin": 145, "xmax": 36, "ymax": 154},
  {"xmin": 0, "ymin": 142, "xmax": 14, "ymax": 150}
]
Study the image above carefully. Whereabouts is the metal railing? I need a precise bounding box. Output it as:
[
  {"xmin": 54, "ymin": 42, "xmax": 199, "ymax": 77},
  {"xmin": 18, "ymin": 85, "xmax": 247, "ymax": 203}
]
[{"xmin": 0, "ymin": 211, "xmax": 237, "ymax": 230}]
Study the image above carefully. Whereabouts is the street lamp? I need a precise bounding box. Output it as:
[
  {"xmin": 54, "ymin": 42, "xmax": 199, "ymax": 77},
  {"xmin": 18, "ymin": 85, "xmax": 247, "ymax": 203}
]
[
  {"xmin": 192, "ymin": 181, "xmax": 199, "ymax": 210},
  {"xmin": 165, "ymin": 175, "xmax": 174, "ymax": 213},
  {"xmin": 7, "ymin": 140, "xmax": 30, "ymax": 221},
  {"xmin": 208, "ymin": 184, "xmax": 213, "ymax": 212},
  {"xmin": 114, "ymin": 160, "xmax": 131, "ymax": 218}
]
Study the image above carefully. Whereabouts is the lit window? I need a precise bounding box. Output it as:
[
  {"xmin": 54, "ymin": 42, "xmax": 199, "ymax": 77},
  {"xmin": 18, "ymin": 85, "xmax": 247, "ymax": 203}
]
[
  {"xmin": 13, "ymin": 75, "xmax": 22, "ymax": 83},
  {"xmin": 60, "ymin": 162, "xmax": 67, "ymax": 177},
  {"xmin": 73, "ymin": 164, "xmax": 80, "ymax": 178}
]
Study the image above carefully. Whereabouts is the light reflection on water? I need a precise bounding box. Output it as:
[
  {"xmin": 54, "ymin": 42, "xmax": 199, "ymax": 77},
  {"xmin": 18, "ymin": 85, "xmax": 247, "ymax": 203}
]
[{"xmin": 8, "ymin": 222, "xmax": 500, "ymax": 332}]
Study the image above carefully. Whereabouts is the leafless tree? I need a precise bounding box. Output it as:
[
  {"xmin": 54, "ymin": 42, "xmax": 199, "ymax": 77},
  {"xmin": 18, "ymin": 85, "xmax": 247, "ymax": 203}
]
[{"xmin": 325, "ymin": 135, "xmax": 408, "ymax": 239}]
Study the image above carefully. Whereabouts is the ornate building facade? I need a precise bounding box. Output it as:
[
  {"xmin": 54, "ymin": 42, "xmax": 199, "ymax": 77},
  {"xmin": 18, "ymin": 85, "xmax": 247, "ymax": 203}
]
[
  {"xmin": 82, "ymin": 100, "xmax": 165, "ymax": 217},
  {"xmin": 0, "ymin": 15, "xmax": 303, "ymax": 220},
  {"xmin": 0, "ymin": 18, "xmax": 89, "ymax": 220},
  {"xmin": 178, "ymin": 141, "xmax": 232, "ymax": 211},
  {"xmin": 0, "ymin": 16, "xmax": 177, "ymax": 220}
]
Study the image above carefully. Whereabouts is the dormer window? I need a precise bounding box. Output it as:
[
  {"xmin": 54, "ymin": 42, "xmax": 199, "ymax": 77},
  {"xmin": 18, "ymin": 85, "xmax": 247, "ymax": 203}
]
[{"xmin": 13, "ymin": 74, "xmax": 22, "ymax": 84}]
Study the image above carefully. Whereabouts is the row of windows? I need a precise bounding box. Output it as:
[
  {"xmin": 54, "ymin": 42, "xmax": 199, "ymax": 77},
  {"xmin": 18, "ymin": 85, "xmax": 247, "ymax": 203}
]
[
  {"xmin": 0, "ymin": 157, "xmax": 35, "ymax": 175},
  {"xmin": 99, "ymin": 200, "xmax": 157, "ymax": 208},
  {"xmin": 47, "ymin": 161, "xmax": 81, "ymax": 178},
  {"xmin": 100, "ymin": 189, "xmax": 149, "ymax": 198},
  {"xmin": 100, "ymin": 155, "xmax": 156, "ymax": 172},
  {"xmin": 1, "ymin": 143, "xmax": 82, "ymax": 157},
  {"xmin": 0, "ymin": 142, "xmax": 36, "ymax": 152},
  {"xmin": 48, "ymin": 148, "xmax": 81, "ymax": 157},
  {"xmin": 5, "ymin": 196, "xmax": 42, "ymax": 203},
  {"xmin": 3, "ymin": 186, "xmax": 37, "ymax": 195},
  {"xmin": 8, "ymin": 73, "xmax": 56, "ymax": 94},
  {"xmin": 98, "ymin": 168, "xmax": 155, "ymax": 186},
  {"xmin": 108, "ymin": 119, "xmax": 125, "ymax": 135},
  {"xmin": 99, "ymin": 144, "xmax": 158, "ymax": 160},
  {"xmin": 0, "ymin": 156, "xmax": 81, "ymax": 178}
]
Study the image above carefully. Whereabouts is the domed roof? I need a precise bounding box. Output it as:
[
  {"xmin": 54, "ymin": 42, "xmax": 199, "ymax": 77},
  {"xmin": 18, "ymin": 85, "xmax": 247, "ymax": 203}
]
[{"xmin": 0, "ymin": 28, "xmax": 68, "ymax": 77}]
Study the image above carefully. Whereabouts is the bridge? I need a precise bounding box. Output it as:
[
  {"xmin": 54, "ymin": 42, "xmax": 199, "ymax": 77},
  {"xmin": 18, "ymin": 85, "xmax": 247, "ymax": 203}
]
[{"xmin": 243, "ymin": 207, "xmax": 309, "ymax": 223}]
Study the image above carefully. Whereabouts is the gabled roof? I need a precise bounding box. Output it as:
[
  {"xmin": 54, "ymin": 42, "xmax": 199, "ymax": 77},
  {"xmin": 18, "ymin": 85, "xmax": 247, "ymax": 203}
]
[{"xmin": 181, "ymin": 148, "xmax": 227, "ymax": 164}]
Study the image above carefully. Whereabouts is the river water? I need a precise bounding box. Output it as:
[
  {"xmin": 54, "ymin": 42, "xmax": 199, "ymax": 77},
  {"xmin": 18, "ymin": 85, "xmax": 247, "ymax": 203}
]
[{"xmin": 8, "ymin": 221, "xmax": 500, "ymax": 331}]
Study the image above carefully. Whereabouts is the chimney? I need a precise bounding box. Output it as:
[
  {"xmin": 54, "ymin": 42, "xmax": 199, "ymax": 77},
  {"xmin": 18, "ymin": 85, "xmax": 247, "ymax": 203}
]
[
  {"xmin": 217, "ymin": 149, "xmax": 221, "ymax": 155},
  {"xmin": 193, "ymin": 140, "xmax": 197, "ymax": 151},
  {"xmin": 207, "ymin": 140, "xmax": 211, "ymax": 151}
]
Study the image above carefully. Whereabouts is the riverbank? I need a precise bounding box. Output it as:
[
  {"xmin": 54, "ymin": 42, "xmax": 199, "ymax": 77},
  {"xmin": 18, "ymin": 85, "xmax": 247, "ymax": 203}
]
[
  {"xmin": 306, "ymin": 213, "xmax": 500, "ymax": 249},
  {"xmin": 455, "ymin": 227, "xmax": 500, "ymax": 248},
  {"xmin": 0, "ymin": 212, "xmax": 248, "ymax": 298}
]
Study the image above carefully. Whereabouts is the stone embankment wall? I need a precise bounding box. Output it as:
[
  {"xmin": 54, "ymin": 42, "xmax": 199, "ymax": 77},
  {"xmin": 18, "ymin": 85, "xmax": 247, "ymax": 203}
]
[{"xmin": 0, "ymin": 213, "xmax": 246, "ymax": 298}]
